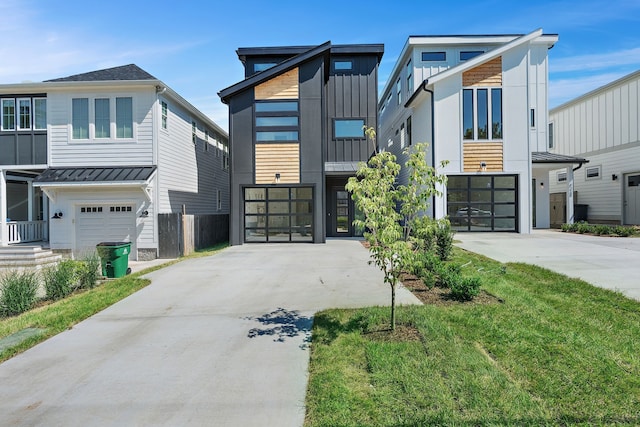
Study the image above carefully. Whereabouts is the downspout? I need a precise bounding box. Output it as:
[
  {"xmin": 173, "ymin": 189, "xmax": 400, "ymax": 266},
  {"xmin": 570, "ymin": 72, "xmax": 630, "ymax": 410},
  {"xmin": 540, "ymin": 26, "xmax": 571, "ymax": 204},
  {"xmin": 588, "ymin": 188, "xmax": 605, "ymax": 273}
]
[{"xmin": 423, "ymin": 84, "xmax": 437, "ymax": 218}]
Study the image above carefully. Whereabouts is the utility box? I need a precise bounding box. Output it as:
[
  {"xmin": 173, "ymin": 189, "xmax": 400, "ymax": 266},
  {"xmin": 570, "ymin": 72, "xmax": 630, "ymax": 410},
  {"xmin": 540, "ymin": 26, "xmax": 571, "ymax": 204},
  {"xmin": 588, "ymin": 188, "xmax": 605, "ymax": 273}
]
[
  {"xmin": 574, "ymin": 204, "xmax": 588, "ymax": 222},
  {"xmin": 96, "ymin": 242, "xmax": 131, "ymax": 278}
]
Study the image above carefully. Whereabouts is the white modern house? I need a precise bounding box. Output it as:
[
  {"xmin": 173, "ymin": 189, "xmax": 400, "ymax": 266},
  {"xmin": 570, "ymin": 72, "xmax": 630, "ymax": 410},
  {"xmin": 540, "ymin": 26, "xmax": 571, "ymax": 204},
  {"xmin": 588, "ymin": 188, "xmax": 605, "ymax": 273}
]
[
  {"xmin": 0, "ymin": 64, "xmax": 229, "ymax": 260},
  {"xmin": 378, "ymin": 29, "xmax": 587, "ymax": 232},
  {"xmin": 548, "ymin": 69, "xmax": 640, "ymax": 226}
]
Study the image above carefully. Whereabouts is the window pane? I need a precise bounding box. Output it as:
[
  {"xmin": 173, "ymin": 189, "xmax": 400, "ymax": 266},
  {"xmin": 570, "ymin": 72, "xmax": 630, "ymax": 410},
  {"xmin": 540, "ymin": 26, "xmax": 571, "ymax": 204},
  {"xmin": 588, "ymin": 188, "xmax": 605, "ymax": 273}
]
[
  {"xmin": 470, "ymin": 176, "xmax": 491, "ymax": 188},
  {"xmin": 255, "ymin": 116, "xmax": 298, "ymax": 127},
  {"xmin": 463, "ymin": 89, "xmax": 473, "ymax": 139},
  {"xmin": 268, "ymin": 215, "xmax": 290, "ymax": 228},
  {"xmin": 291, "ymin": 201, "xmax": 313, "ymax": 214},
  {"xmin": 447, "ymin": 175, "xmax": 468, "ymax": 189},
  {"xmin": 18, "ymin": 99, "xmax": 31, "ymax": 129},
  {"xmin": 335, "ymin": 119, "xmax": 365, "ymax": 138},
  {"xmin": 2, "ymin": 99, "xmax": 15, "ymax": 130},
  {"xmin": 494, "ymin": 176, "xmax": 515, "ymax": 189},
  {"xmin": 245, "ymin": 188, "xmax": 266, "ymax": 200},
  {"xmin": 460, "ymin": 51, "xmax": 483, "ymax": 61},
  {"xmin": 334, "ymin": 61, "xmax": 352, "ymax": 70},
  {"xmin": 245, "ymin": 201, "xmax": 266, "ymax": 214},
  {"xmin": 494, "ymin": 204, "xmax": 516, "ymax": 216},
  {"xmin": 548, "ymin": 122, "xmax": 554, "ymax": 149},
  {"xmin": 269, "ymin": 201, "xmax": 290, "ymax": 214},
  {"xmin": 291, "ymin": 187, "xmax": 312, "ymax": 199},
  {"xmin": 491, "ymin": 88, "xmax": 502, "ymax": 139},
  {"xmin": 72, "ymin": 98, "xmax": 89, "ymax": 139},
  {"xmin": 494, "ymin": 191, "xmax": 515, "ymax": 202},
  {"xmin": 470, "ymin": 190, "xmax": 492, "ymax": 202},
  {"xmin": 255, "ymin": 101, "xmax": 298, "ymax": 112},
  {"xmin": 256, "ymin": 131, "xmax": 298, "ymax": 141},
  {"xmin": 477, "ymin": 89, "xmax": 488, "ymax": 139},
  {"xmin": 161, "ymin": 101, "xmax": 168, "ymax": 130},
  {"xmin": 422, "ymin": 52, "xmax": 446, "ymax": 61},
  {"xmin": 95, "ymin": 98, "xmax": 110, "ymax": 138},
  {"xmin": 268, "ymin": 187, "xmax": 289, "ymax": 199},
  {"xmin": 34, "ymin": 99, "xmax": 46, "ymax": 130},
  {"xmin": 116, "ymin": 97, "xmax": 133, "ymax": 138},
  {"xmin": 254, "ymin": 63, "xmax": 277, "ymax": 72},
  {"xmin": 494, "ymin": 218, "xmax": 515, "ymax": 230}
]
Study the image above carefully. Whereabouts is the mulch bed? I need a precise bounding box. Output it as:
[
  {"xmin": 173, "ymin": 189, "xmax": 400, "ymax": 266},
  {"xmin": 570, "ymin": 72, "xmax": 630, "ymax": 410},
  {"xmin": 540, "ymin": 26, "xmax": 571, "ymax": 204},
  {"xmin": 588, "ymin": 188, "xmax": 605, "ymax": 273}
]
[
  {"xmin": 401, "ymin": 273, "xmax": 503, "ymax": 306},
  {"xmin": 365, "ymin": 324, "xmax": 423, "ymax": 343}
]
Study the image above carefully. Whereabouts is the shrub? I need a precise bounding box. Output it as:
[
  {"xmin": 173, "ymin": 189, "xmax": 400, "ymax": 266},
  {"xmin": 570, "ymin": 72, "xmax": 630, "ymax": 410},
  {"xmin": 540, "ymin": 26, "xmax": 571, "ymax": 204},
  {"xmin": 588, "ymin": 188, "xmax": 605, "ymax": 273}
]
[
  {"xmin": 43, "ymin": 260, "xmax": 80, "ymax": 300},
  {"xmin": 613, "ymin": 225, "xmax": 636, "ymax": 237},
  {"xmin": 434, "ymin": 262, "xmax": 461, "ymax": 289},
  {"xmin": 576, "ymin": 221, "xmax": 591, "ymax": 234},
  {"xmin": 0, "ymin": 270, "xmax": 39, "ymax": 317},
  {"xmin": 593, "ymin": 224, "xmax": 612, "ymax": 235},
  {"xmin": 435, "ymin": 218, "xmax": 454, "ymax": 261},
  {"xmin": 450, "ymin": 276, "xmax": 482, "ymax": 301},
  {"xmin": 77, "ymin": 252, "xmax": 101, "ymax": 289}
]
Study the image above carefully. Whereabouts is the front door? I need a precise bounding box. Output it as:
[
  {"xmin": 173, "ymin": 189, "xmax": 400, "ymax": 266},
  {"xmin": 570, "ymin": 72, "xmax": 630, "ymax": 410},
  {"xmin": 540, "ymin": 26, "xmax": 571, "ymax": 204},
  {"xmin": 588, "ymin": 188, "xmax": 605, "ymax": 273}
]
[
  {"xmin": 329, "ymin": 187, "xmax": 351, "ymax": 236},
  {"xmin": 624, "ymin": 173, "xmax": 640, "ymax": 225},
  {"xmin": 549, "ymin": 192, "xmax": 566, "ymax": 228}
]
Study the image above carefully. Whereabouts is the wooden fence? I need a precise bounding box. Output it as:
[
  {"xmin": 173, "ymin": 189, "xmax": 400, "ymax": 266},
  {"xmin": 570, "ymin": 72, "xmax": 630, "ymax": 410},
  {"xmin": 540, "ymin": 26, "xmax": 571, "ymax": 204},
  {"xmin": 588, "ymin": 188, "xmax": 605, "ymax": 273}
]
[{"xmin": 158, "ymin": 213, "xmax": 229, "ymax": 258}]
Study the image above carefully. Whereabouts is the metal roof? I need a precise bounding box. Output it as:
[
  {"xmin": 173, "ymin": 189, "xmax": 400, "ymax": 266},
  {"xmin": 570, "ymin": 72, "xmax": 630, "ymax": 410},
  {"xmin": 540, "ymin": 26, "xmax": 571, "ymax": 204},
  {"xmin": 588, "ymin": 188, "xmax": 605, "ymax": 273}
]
[
  {"xmin": 45, "ymin": 64, "xmax": 157, "ymax": 82},
  {"xmin": 531, "ymin": 152, "xmax": 588, "ymax": 164},
  {"xmin": 325, "ymin": 161, "xmax": 360, "ymax": 174},
  {"xmin": 34, "ymin": 166, "xmax": 157, "ymax": 184}
]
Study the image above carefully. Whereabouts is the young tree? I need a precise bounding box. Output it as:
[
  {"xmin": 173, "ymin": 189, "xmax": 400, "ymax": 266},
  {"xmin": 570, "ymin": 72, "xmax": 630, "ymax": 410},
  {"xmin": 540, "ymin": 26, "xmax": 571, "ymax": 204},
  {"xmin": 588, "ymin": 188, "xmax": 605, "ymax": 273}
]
[{"xmin": 346, "ymin": 128, "xmax": 448, "ymax": 330}]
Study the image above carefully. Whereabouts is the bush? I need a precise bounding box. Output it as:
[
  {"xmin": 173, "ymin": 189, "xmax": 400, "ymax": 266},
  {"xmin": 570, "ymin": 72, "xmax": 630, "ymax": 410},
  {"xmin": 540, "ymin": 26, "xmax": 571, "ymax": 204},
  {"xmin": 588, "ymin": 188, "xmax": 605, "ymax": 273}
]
[
  {"xmin": 43, "ymin": 260, "xmax": 80, "ymax": 300},
  {"xmin": 450, "ymin": 276, "xmax": 482, "ymax": 301},
  {"xmin": 435, "ymin": 218, "xmax": 454, "ymax": 261},
  {"xmin": 77, "ymin": 252, "xmax": 101, "ymax": 289},
  {"xmin": 0, "ymin": 270, "xmax": 39, "ymax": 317},
  {"xmin": 613, "ymin": 225, "xmax": 636, "ymax": 237}
]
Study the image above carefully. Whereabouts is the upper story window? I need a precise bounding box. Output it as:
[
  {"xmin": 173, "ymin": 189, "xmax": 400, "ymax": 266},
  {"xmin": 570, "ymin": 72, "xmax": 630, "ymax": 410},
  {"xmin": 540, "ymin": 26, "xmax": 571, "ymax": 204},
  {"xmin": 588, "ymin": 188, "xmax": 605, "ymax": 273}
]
[
  {"xmin": 406, "ymin": 59, "xmax": 413, "ymax": 96},
  {"xmin": 463, "ymin": 88, "xmax": 502, "ymax": 140},
  {"xmin": 18, "ymin": 98, "xmax": 31, "ymax": 130},
  {"xmin": 116, "ymin": 97, "xmax": 133, "ymax": 138},
  {"xmin": 94, "ymin": 99, "xmax": 110, "ymax": 138},
  {"xmin": 2, "ymin": 99, "xmax": 16, "ymax": 131},
  {"xmin": 396, "ymin": 78, "xmax": 402, "ymax": 105},
  {"xmin": 255, "ymin": 100, "xmax": 299, "ymax": 142},
  {"xmin": 192, "ymin": 121, "xmax": 197, "ymax": 144},
  {"xmin": 334, "ymin": 60, "xmax": 353, "ymax": 71},
  {"xmin": 72, "ymin": 98, "xmax": 89, "ymax": 139},
  {"xmin": 254, "ymin": 62, "xmax": 278, "ymax": 73},
  {"xmin": 422, "ymin": 51, "xmax": 446, "ymax": 62},
  {"xmin": 33, "ymin": 98, "xmax": 46, "ymax": 130},
  {"xmin": 460, "ymin": 51, "xmax": 484, "ymax": 61},
  {"xmin": 72, "ymin": 96, "xmax": 133, "ymax": 140},
  {"xmin": 334, "ymin": 119, "xmax": 365, "ymax": 139},
  {"xmin": 161, "ymin": 101, "xmax": 168, "ymax": 130},
  {"xmin": 548, "ymin": 122, "xmax": 554, "ymax": 149},
  {"xmin": 407, "ymin": 116, "xmax": 412, "ymax": 147}
]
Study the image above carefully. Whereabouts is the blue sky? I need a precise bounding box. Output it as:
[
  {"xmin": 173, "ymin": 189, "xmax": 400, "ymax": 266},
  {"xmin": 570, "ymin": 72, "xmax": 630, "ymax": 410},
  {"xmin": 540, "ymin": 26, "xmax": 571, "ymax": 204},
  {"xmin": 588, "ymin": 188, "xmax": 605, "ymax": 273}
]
[{"xmin": 1, "ymin": 0, "xmax": 639, "ymax": 132}]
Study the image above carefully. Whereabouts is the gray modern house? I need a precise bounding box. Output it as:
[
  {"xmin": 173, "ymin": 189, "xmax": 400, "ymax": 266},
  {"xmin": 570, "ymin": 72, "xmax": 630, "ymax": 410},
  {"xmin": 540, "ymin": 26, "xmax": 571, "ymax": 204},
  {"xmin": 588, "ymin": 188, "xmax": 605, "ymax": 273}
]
[{"xmin": 219, "ymin": 42, "xmax": 383, "ymax": 244}]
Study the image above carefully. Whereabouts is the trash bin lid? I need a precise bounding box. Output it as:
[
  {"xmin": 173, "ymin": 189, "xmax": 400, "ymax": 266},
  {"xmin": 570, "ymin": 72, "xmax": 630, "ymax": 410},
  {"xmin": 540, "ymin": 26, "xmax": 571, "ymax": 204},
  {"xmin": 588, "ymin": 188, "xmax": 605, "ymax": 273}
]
[{"xmin": 96, "ymin": 241, "xmax": 131, "ymax": 247}]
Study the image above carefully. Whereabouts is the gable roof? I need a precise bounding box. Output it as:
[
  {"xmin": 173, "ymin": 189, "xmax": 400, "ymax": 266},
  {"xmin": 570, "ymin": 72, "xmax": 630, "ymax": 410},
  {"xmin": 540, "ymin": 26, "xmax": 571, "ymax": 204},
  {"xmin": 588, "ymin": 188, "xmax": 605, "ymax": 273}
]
[
  {"xmin": 45, "ymin": 64, "xmax": 157, "ymax": 82},
  {"xmin": 219, "ymin": 42, "xmax": 332, "ymax": 103}
]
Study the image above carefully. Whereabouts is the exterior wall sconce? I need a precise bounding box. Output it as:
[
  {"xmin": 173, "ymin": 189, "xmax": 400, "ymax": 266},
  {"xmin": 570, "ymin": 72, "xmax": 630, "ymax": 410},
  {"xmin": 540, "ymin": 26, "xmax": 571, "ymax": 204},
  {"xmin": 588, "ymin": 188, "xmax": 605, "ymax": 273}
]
[
  {"xmin": 51, "ymin": 210, "xmax": 63, "ymax": 219},
  {"xmin": 612, "ymin": 174, "xmax": 618, "ymax": 181},
  {"xmin": 540, "ymin": 182, "xmax": 544, "ymax": 189},
  {"xmin": 480, "ymin": 162, "xmax": 487, "ymax": 172},
  {"xmin": 140, "ymin": 210, "xmax": 149, "ymax": 218},
  {"xmin": 275, "ymin": 173, "xmax": 281, "ymax": 184}
]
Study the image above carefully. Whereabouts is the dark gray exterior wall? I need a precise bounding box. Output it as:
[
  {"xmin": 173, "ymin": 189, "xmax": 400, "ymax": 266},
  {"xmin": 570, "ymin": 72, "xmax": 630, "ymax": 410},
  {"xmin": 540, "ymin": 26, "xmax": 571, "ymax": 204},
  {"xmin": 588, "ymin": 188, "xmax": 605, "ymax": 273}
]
[{"xmin": 228, "ymin": 89, "xmax": 255, "ymax": 245}]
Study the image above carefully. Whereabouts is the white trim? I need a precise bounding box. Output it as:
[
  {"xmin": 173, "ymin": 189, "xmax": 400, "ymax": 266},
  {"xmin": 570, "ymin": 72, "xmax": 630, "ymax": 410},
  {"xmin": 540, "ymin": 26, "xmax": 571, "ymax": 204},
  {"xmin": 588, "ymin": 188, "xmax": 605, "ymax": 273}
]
[
  {"xmin": 585, "ymin": 165, "xmax": 602, "ymax": 181},
  {"xmin": 17, "ymin": 98, "xmax": 32, "ymax": 131}
]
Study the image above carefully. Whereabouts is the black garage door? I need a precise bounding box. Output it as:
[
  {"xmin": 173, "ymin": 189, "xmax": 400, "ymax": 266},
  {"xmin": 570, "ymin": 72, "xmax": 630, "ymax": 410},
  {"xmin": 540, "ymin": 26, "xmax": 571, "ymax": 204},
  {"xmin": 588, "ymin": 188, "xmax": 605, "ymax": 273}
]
[{"xmin": 447, "ymin": 175, "xmax": 518, "ymax": 232}]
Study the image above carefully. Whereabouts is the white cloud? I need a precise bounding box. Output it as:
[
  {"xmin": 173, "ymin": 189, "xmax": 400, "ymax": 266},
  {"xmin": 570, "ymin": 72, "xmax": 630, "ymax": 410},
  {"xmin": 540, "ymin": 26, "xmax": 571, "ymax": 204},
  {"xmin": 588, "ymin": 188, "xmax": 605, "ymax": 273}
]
[
  {"xmin": 549, "ymin": 71, "xmax": 630, "ymax": 108},
  {"xmin": 551, "ymin": 47, "xmax": 640, "ymax": 73}
]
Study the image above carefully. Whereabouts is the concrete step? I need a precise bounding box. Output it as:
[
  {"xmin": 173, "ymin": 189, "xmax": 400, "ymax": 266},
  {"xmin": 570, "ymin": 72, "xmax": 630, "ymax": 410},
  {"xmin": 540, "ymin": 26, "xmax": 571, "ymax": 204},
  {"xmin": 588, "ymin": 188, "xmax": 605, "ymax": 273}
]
[{"xmin": 0, "ymin": 247, "xmax": 62, "ymax": 269}]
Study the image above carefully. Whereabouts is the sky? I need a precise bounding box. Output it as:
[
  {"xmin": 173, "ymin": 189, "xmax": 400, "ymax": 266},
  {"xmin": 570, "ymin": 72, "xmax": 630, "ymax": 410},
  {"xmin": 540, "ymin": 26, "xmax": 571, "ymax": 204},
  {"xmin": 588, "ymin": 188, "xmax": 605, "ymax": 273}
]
[{"xmin": 1, "ymin": 0, "xmax": 639, "ymax": 133}]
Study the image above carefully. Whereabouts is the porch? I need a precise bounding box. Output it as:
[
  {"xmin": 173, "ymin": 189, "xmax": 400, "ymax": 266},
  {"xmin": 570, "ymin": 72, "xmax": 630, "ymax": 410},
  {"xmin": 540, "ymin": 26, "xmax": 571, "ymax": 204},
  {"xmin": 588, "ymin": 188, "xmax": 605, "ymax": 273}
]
[
  {"xmin": 1, "ymin": 169, "xmax": 48, "ymax": 247},
  {"xmin": 5, "ymin": 220, "xmax": 48, "ymax": 244}
]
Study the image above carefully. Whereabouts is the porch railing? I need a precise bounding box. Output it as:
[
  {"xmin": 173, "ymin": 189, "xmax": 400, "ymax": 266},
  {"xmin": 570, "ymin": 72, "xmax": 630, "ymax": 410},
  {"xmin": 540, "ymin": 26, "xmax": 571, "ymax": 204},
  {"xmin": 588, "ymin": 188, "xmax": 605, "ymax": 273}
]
[{"xmin": 6, "ymin": 221, "xmax": 47, "ymax": 244}]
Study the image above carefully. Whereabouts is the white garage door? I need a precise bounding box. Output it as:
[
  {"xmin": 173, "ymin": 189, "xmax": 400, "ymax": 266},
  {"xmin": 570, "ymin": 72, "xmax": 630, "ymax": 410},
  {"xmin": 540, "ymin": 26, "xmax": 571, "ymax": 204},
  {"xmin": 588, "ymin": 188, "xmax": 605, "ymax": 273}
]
[{"xmin": 75, "ymin": 204, "xmax": 136, "ymax": 258}]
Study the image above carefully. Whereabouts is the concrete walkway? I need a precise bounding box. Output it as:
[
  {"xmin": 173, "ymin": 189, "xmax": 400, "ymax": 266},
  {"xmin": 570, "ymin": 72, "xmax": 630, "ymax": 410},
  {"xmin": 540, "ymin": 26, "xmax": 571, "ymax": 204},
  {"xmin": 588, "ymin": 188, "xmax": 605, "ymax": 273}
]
[
  {"xmin": 0, "ymin": 240, "xmax": 419, "ymax": 427},
  {"xmin": 455, "ymin": 230, "xmax": 640, "ymax": 301}
]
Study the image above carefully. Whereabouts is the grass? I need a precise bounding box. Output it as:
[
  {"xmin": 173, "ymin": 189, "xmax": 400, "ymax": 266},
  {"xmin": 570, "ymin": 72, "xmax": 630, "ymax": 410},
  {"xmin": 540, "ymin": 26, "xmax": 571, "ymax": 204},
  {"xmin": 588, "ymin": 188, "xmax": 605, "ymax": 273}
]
[
  {"xmin": 0, "ymin": 242, "xmax": 228, "ymax": 363},
  {"xmin": 305, "ymin": 248, "xmax": 640, "ymax": 426}
]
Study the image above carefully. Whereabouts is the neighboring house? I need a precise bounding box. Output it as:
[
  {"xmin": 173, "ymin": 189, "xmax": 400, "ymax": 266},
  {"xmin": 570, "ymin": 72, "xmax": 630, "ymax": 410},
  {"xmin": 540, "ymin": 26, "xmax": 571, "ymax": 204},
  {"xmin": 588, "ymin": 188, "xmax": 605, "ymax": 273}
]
[
  {"xmin": 378, "ymin": 29, "xmax": 587, "ymax": 233},
  {"xmin": 219, "ymin": 42, "xmax": 383, "ymax": 244},
  {"xmin": 548, "ymin": 70, "xmax": 640, "ymax": 226},
  {"xmin": 0, "ymin": 64, "xmax": 229, "ymax": 260}
]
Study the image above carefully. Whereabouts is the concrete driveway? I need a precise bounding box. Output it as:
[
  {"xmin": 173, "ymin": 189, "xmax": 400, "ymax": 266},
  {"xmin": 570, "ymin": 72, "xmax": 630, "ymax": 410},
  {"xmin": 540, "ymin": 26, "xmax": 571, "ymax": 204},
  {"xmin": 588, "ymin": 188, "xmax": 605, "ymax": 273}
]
[
  {"xmin": 455, "ymin": 229, "xmax": 640, "ymax": 301},
  {"xmin": 0, "ymin": 240, "xmax": 419, "ymax": 427}
]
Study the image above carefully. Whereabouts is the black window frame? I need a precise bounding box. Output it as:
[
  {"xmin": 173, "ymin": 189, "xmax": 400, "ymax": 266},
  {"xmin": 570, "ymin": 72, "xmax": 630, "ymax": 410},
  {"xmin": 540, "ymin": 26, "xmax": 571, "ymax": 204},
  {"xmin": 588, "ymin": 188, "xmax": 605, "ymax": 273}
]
[
  {"xmin": 333, "ymin": 60, "xmax": 353, "ymax": 72},
  {"xmin": 422, "ymin": 51, "xmax": 446, "ymax": 62},
  {"xmin": 333, "ymin": 118, "xmax": 365, "ymax": 139},
  {"xmin": 463, "ymin": 87, "xmax": 503, "ymax": 141},
  {"xmin": 460, "ymin": 51, "xmax": 484, "ymax": 61},
  {"xmin": 254, "ymin": 100, "xmax": 300, "ymax": 143}
]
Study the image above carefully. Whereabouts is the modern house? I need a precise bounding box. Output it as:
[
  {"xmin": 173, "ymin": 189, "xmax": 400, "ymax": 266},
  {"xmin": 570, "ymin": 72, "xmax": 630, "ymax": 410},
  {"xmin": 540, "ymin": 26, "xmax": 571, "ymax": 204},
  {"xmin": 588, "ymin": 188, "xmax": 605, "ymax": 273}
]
[
  {"xmin": 0, "ymin": 64, "xmax": 229, "ymax": 260},
  {"xmin": 379, "ymin": 29, "xmax": 587, "ymax": 233},
  {"xmin": 548, "ymin": 69, "xmax": 640, "ymax": 226},
  {"xmin": 219, "ymin": 42, "xmax": 383, "ymax": 244}
]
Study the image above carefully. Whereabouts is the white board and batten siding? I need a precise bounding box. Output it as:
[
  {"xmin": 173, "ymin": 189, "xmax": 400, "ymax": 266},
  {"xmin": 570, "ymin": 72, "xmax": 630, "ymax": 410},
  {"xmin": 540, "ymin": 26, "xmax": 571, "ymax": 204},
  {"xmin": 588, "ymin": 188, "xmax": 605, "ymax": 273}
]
[
  {"xmin": 156, "ymin": 96, "xmax": 229, "ymax": 215},
  {"xmin": 47, "ymin": 88, "xmax": 155, "ymax": 167}
]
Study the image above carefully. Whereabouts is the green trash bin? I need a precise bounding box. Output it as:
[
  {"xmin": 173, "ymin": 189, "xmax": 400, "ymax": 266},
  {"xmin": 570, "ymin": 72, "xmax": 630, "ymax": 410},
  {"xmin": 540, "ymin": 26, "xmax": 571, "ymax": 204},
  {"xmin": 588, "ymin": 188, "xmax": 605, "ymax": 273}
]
[{"xmin": 96, "ymin": 242, "xmax": 132, "ymax": 278}]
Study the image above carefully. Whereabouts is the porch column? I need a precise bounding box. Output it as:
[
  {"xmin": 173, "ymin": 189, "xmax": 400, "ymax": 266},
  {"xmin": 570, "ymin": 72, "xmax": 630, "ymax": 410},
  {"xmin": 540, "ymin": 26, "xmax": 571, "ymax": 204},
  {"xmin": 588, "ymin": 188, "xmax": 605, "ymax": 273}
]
[
  {"xmin": 0, "ymin": 169, "xmax": 7, "ymax": 246},
  {"xmin": 27, "ymin": 180, "xmax": 34, "ymax": 221},
  {"xmin": 566, "ymin": 166, "xmax": 574, "ymax": 224}
]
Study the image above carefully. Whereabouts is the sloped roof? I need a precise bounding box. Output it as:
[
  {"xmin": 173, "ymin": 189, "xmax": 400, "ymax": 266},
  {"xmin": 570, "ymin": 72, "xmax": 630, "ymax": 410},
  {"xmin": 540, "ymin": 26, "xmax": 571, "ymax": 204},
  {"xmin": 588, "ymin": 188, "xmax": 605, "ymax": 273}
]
[
  {"xmin": 34, "ymin": 166, "xmax": 157, "ymax": 185},
  {"xmin": 45, "ymin": 64, "xmax": 157, "ymax": 82},
  {"xmin": 531, "ymin": 152, "xmax": 588, "ymax": 164}
]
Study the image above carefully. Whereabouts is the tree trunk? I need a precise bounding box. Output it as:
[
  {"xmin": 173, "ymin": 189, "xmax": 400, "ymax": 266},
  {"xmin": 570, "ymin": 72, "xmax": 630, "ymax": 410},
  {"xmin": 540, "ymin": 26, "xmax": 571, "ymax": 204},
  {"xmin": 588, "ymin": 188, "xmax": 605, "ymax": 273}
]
[{"xmin": 390, "ymin": 282, "xmax": 396, "ymax": 331}]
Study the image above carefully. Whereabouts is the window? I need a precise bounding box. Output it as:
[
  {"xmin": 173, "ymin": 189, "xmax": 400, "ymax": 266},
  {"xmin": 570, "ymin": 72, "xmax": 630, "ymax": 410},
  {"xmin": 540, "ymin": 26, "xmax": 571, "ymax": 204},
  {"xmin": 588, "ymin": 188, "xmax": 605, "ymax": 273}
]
[
  {"xmin": 586, "ymin": 166, "xmax": 601, "ymax": 180},
  {"xmin": 406, "ymin": 59, "xmax": 413, "ymax": 96},
  {"xmin": 548, "ymin": 122, "xmax": 554, "ymax": 149},
  {"xmin": 422, "ymin": 51, "xmax": 446, "ymax": 61},
  {"xmin": 557, "ymin": 171, "xmax": 567, "ymax": 183},
  {"xmin": 72, "ymin": 98, "xmax": 89, "ymax": 139},
  {"xmin": 2, "ymin": 99, "xmax": 15, "ymax": 131},
  {"xmin": 33, "ymin": 98, "xmax": 46, "ymax": 130},
  {"xmin": 94, "ymin": 98, "xmax": 110, "ymax": 138},
  {"xmin": 396, "ymin": 78, "xmax": 402, "ymax": 105},
  {"xmin": 18, "ymin": 98, "xmax": 31, "ymax": 130},
  {"xmin": 460, "ymin": 51, "xmax": 483, "ymax": 61},
  {"xmin": 192, "ymin": 121, "xmax": 197, "ymax": 144},
  {"xmin": 115, "ymin": 97, "xmax": 132, "ymax": 138},
  {"xmin": 334, "ymin": 119, "xmax": 365, "ymax": 138},
  {"xmin": 530, "ymin": 108, "xmax": 535, "ymax": 128},
  {"xmin": 463, "ymin": 88, "xmax": 502, "ymax": 141},
  {"xmin": 407, "ymin": 116, "xmax": 412, "ymax": 146},
  {"xmin": 161, "ymin": 101, "xmax": 168, "ymax": 130},
  {"xmin": 334, "ymin": 60, "xmax": 352, "ymax": 71},
  {"xmin": 254, "ymin": 62, "xmax": 277, "ymax": 72},
  {"xmin": 400, "ymin": 123, "xmax": 406, "ymax": 148},
  {"xmin": 255, "ymin": 100, "xmax": 299, "ymax": 143},
  {"xmin": 223, "ymin": 152, "xmax": 229, "ymax": 170},
  {"xmin": 217, "ymin": 189, "xmax": 222, "ymax": 211}
]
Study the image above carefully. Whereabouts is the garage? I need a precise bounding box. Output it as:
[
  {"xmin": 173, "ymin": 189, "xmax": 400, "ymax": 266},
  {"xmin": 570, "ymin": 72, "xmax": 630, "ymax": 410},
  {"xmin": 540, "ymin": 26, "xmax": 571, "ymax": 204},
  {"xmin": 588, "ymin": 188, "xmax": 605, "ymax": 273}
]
[{"xmin": 75, "ymin": 204, "xmax": 136, "ymax": 258}]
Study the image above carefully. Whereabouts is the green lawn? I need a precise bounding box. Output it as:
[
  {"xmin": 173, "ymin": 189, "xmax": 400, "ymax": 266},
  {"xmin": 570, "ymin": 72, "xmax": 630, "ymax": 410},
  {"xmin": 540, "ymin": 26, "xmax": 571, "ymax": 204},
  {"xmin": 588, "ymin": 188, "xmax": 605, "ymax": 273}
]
[{"xmin": 305, "ymin": 248, "xmax": 640, "ymax": 426}]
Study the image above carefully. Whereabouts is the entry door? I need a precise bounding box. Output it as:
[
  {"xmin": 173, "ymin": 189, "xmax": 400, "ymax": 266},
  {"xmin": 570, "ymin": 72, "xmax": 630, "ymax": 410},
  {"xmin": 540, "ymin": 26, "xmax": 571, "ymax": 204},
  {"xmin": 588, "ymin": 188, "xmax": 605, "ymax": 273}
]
[
  {"xmin": 331, "ymin": 187, "xmax": 351, "ymax": 236},
  {"xmin": 549, "ymin": 192, "xmax": 566, "ymax": 228},
  {"xmin": 625, "ymin": 174, "xmax": 640, "ymax": 225}
]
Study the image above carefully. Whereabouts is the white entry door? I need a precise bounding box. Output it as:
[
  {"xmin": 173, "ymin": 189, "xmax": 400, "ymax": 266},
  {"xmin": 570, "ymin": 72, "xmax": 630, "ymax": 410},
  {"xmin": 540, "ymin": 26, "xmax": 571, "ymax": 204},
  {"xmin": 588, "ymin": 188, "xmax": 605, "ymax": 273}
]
[
  {"xmin": 625, "ymin": 174, "xmax": 640, "ymax": 225},
  {"xmin": 75, "ymin": 204, "xmax": 136, "ymax": 258}
]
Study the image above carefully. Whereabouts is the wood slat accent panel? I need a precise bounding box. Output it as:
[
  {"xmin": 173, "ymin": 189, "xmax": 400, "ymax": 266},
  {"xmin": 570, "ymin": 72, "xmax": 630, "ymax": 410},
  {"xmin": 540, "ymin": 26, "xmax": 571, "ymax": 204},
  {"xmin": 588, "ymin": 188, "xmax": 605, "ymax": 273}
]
[
  {"xmin": 463, "ymin": 57, "xmax": 502, "ymax": 87},
  {"xmin": 255, "ymin": 143, "xmax": 300, "ymax": 184},
  {"xmin": 255, "ymin": 68, "xmax": 299, "ymax": 100},
  {"xmin": 463, "ymin": 142, "xmax": 503, "ymax": 172}
]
